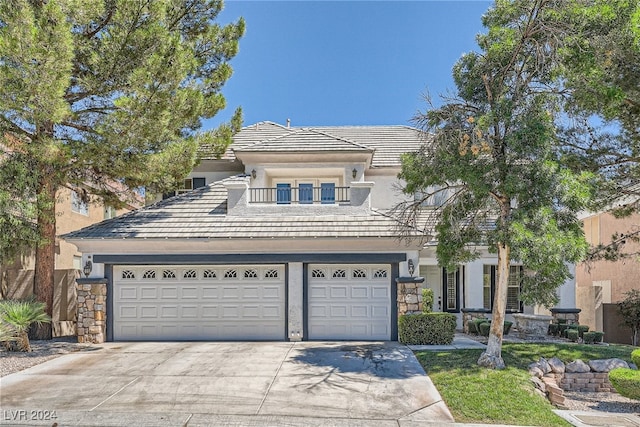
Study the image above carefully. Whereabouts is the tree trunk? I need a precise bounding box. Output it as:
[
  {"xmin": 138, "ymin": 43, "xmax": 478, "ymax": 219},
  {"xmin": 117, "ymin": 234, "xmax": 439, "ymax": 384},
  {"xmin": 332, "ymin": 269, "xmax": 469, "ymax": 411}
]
[
  {"xmin": 478, "ymin": 241, "xmax": 510, "ymax": 369},
  {"xmin": 32, "ymin": 170, "xmax": 57, "ymax": 340}
]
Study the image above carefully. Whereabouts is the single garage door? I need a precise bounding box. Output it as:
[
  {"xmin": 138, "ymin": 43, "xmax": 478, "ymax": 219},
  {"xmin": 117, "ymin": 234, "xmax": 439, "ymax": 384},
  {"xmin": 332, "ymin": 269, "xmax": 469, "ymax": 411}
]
[
  {"xmin": 113, "ymin": 265, "xmax": 285, "ymax": 340},
  {"xmin": 308, "ymin": 264, "xmax": 391, "ymax": 340}
]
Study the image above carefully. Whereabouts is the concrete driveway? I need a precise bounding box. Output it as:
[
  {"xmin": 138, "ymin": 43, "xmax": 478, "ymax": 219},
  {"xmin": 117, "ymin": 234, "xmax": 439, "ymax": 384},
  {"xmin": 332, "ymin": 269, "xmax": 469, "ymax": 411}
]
[{"xmin": 0, "ymin": 341, "xmax": 453, "ymax": 426}]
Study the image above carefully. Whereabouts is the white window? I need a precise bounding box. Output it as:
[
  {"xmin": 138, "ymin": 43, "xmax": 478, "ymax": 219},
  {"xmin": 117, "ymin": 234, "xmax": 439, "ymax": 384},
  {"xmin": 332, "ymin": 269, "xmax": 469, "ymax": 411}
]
[
  {"xmin": 104, "ymin": 206, "xmax": 117, "ymax": 220},
  {"xmin": 483, "ymin": 265, "xmax": 523, "ymax": 312},
  {"xmin": 71, "ymin": 191, "xmax": 89, "ymax": 215}
]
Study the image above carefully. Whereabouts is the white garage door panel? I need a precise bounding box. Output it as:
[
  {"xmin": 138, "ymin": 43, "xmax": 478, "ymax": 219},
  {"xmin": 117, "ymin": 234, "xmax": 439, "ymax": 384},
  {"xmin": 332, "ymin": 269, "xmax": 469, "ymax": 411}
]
[
  {"xmin": 113, "ymin": 265, "xmax": 285, "ymax": 341},
  {"xmin": 308, "ymin": 264, "xmax": 391, "ymax": 340}
]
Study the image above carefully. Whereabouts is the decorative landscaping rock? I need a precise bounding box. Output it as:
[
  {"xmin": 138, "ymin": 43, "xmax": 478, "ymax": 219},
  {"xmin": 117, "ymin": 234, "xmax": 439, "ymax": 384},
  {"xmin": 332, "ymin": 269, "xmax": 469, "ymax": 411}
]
[
  {"xmin": 629, "ymin": 363, "xmax": 638, "ymax": 370},
  {"xmin": 548, "ymin": 357, "xmax": 565, "ymax": 374},
  {"xmin": 539, "ymin": 357, "xmax": 552, "ymax": 374},
  {"xmin": 530, "ymin": 376, "xmax": 546, "ymax": 393},
  {"xmin": 588, "ymin": 358, "xmax": 629, "ymax": 373},
  {"xmin": 566, "ymin": 359, "xmax": 591, "ymax": 373},
  {"xmin": 529, "ymin": 366, "xmax": 544, "ymax": 378}
]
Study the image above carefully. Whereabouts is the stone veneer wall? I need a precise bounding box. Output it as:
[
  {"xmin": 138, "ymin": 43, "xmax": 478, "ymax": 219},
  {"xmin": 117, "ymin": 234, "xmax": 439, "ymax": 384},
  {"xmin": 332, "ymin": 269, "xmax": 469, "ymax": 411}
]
[
  {"xmin": 560, "ymin": 372, "xmax": 614, "ymax": 392},
  {"xmin": 461, "ymin": 309, "xmax": 491, "ymax": 334},
  {"xmin": 396, "ymin": 277, "xmax": 425, "ymax": 315},
  {"xmin": 76, "ymin": 278, "xmax": 107, "ymax": 344}
]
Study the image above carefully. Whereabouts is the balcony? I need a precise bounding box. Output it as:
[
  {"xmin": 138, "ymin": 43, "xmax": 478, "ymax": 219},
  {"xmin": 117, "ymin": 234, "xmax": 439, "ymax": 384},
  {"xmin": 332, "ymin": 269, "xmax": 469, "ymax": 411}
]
[{"xmin": 249, "ymin": 185, "xmax": 350, "ymax": 204}]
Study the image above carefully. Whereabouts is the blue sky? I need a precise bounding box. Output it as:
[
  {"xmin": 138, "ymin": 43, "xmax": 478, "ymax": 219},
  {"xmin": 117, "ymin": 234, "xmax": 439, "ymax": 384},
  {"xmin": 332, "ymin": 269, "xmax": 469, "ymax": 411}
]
[{"xmin": 205, "ymin": 1, "xmax": 492, "ymax": 129}]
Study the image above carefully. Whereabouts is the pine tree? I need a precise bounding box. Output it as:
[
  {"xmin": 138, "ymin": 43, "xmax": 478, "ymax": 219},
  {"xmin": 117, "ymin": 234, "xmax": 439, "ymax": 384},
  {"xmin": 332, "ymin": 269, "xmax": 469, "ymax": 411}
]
[{"xmin": 0, "ymin": 0, "xmax": 244, "ymax": 338}]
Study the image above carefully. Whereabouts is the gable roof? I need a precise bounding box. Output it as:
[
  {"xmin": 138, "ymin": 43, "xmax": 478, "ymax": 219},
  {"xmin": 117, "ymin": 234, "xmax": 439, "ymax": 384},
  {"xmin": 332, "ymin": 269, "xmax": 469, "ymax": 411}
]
[
  {"xmin": 212, "ymin": 121, "xmax": 427, "ymax": 168},
  {"xmin": 63, "ymin": 177, "xmax": 424, "ymax": 240},
  {"xmin": 235, "ymin": 128, "xmax": 373, "ymax": 153}
]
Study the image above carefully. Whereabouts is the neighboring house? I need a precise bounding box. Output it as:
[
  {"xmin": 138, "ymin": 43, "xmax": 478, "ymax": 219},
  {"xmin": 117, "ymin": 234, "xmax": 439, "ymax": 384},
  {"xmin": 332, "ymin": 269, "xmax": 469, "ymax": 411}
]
[
  {"xmin": 0, "ymin": 185, "xmax": 142, "ymax": 336},
  {"xmin": 63, "ymin": 121, "xmax": 577, "ymax": 342},
  {"xmin": 576, "ymin": 210, "xmax": 640, "ymax": 344}
]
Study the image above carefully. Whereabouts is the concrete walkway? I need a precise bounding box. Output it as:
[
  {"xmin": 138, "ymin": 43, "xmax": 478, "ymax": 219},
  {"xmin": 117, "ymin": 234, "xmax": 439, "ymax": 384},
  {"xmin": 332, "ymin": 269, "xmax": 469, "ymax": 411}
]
[{"xmin": 0, "ymin": 341, "xmax": 454, "ymax": 426}]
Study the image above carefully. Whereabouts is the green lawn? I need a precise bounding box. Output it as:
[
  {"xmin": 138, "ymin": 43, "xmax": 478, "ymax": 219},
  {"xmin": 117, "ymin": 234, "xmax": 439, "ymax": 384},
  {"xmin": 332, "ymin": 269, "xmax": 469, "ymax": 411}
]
[{"xmin": 415, "ymin": 342, "xmax": 637, "ymax": 426}]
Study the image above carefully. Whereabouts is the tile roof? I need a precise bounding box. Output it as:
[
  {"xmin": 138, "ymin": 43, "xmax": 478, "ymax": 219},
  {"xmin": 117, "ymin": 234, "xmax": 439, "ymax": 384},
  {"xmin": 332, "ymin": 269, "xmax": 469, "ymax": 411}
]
[
  {"xmin": 63, "ymin": 177, "xmax": 424, "ymax": 241},
  {"xmin": 211, "ymin": 121, "xmax": 428, "ymax": 168},
  {"xmin": 235, "ymin": 128, "xmax": 373, "ymax": 153}
]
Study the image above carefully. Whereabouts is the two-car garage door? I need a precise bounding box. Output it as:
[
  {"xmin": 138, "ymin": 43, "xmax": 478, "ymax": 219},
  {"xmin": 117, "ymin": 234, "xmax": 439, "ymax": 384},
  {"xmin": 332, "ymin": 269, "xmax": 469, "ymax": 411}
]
[
  {"xmin": 113, "ymin": 265, "xmax": 285, "ymax": 341},
  {"xmin": 112, "ymin": 263, "xmax": 392, "ymax": 341}
]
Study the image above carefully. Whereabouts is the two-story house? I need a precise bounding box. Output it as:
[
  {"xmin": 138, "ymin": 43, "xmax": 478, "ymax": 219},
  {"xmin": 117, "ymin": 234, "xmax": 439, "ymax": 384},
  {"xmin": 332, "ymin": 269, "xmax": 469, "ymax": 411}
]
[{"xmin": 64, "ymin": 121, "xmax": 577, "ymax": 341}]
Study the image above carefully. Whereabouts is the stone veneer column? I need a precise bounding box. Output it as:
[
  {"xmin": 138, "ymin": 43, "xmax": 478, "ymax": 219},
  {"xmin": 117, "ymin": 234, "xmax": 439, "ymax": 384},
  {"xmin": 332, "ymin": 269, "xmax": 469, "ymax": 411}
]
[
  {"xmin": 396, "ymin": 277, "xmax": 425, "ymax": 315},
  {"xmin": 76, "ymin": 278, "xmax": 108, "ymax": 344}
]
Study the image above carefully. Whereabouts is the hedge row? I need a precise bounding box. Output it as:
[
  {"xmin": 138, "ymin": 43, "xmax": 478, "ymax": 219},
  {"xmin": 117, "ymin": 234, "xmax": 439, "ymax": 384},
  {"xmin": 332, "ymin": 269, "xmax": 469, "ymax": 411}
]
[{"xmin": 398, "ymin": 313, "xmax": 457, "ymax": 345}]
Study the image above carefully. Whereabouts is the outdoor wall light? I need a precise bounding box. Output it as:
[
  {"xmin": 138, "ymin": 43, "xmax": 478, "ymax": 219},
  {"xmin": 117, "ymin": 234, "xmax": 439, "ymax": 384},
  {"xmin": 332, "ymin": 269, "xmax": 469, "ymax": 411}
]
[
  {"xmin": 251, "ymin": 169, "xmax": 257, "ymax": 179},
  {"xmin": 83, "ymin": 259, "xmax": 93, "ymax": 278},
  {"xmin": 352, "ymin": 168, "xmax": 357, "ymax": 179},
  {"xmin": 408, "ymin": 259, "xmax": 415, "ymax": 277}
]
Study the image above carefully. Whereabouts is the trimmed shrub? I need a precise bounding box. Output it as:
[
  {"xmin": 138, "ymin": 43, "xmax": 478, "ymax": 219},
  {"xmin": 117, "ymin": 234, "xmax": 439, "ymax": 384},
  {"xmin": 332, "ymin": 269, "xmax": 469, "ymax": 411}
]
[
  {"xmin": 563, "ymin": 325, "xmax": 578, "ymax": 338},
  {"xmin": 471, "ymin": 318, "xmax": 488, "ymax": 335},
  {"xmin": 422, "ymin": 288, "xmax": 434, "ymax": 314},
  {"xmin": 503, "ymin": 321, "xmax": 513, "ymax": 335},
  {"xmin": 566, "ymin": 329, "xmax": 579, "ymax": 342},
  {"xmin": 557, "ymin": 318, "xmax": 567, "ymax": 324},
  {"xmin": 632, "ymin": 349, "xmax": 640, "ymax": 367},
  {"xmin": 577, "ymin": 325, "xmax": 589, "ymax": 339},
  {"xmin": 593, "ymin": 331, "xmax": 605, "ymax": 343},
  {"xmin": 557, "ymin": 323, "xmax": 570, "ymax": 337},
  {"xmin": 609, "ymin": 368, "xmax": 640, "ymax": 400},
  {"xmin": 548, "ymin": 323, "xmax": 558, "ymax": 336},
  {"xmin": 467, "ymin": 320, "xmax": 478, "ymax": 335},
  {"xmin": 583, "ymin": 331, "xmax": 604, "ymax": 344},
  {"xmin": 398, "ymin": 313, "xmax": 456, "ymax": 345},
  {"xmin": 479, "ymin": 321, "xmax": 491, "ymax": 337}
]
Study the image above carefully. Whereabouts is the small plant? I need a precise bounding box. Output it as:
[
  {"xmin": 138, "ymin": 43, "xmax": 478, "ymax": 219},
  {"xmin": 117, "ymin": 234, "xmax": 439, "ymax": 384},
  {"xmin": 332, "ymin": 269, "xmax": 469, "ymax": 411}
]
[
  {"xmin": 583, "ymin": 331, "xmax": 604, "ymax": 344},
  {"xmin": 548, "ymin": 323, "xmax": 559, "ymax": 336},
  {"xmin": 478, "ymin": 321, "xmax": 491, "ymax": 337},
  {"xmin": 577, "ymin": 325, "xmax": 589, "ymax": 339},
  {"xmin": 609, "ymin": 368, "xmax": 640, "ymax": 400},
  {"xmin": 0, "ymin": 298, "xmax": 51, "ymax": 352},
  {"xmin": 566, "ymin": 329, "xmax": 579, "ymax": 342},
  {"xmin": 422, "ymin": 288, "xmax": 434, "ymax": 314},
  {"xmin": 398, "ymin": 312, "xmax": 456, "ymax": 345},
  {"xmin": 557, "ymin": 323, "xmax": 570, "ymax": 337},
  {"xmin": 471, "ymin": 318, "xmax": 488, "ymax": 335}
]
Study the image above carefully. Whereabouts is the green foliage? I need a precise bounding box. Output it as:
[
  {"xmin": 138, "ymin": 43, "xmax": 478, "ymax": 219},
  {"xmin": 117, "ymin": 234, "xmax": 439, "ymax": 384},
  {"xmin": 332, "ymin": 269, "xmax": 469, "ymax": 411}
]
[
  {"xmin": 421, "ymin": 288, "xmax": 434, "ymax": 313},
  {"xmin": 0, "ymin": 298, "xmax": 51, "ymax": 351},
  {"xmin": 631, "ymin": 349, "xmax": 640, "ymax": 367},
  {"xmin": 583, "ymin": 331, "xmax": 604, "ymax": 344},
  {"xmin": 397, "ymin": 1, "xmax": 593, "ymax": 368},
  {"xmin": 577, "ymin": 325, "xmax": 590, "ymax": 339},
  {"xmin": 398, "ymin": 313, "xmax": 456, "ymax": 345},
  {"xmin": 566, "ymin": 329, "xmax": 579, "ymax": 342},
  {"xmin": 0, "ymin": 0, "xmax": 244, "ymax": 314},
  {"xmin": 609, "ymin": 368, "xmax": 640, "ymax": 400},
  {"xmin": 618, "ymin": 290, "xmax": 640, "ymax": 346},
  {"xmin": 468, "ymin": 317, "xmax": 488, "ymax": 335},
  {"xmin": 416, "ymin": 342, "xmax": 635, "ymax": 425},
  {"xmin": 479, "ymin": 321, "xmax": 491, "ymax": 337}
]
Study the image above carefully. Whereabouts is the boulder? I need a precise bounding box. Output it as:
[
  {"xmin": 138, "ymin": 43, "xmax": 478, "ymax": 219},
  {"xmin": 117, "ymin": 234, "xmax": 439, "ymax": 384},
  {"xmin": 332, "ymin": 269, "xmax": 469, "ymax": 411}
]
[
  {"xmin": 548, "ymin": 357, "xmax": 565, "ymax": 374},
  {"xmin": 530, "ymin": 376, "xmax": 546, "ymax": 393},
  {"xmin": 588, "ymin": 358, "xmax": 629, "ymax": 373},
  {"xmin": 566, "ymin": 359, "xmax": 591, "ymax": 373},
  {"xmin": 538, "ymin": 357, "xmax": 552, "ymax": 374},
  {"xmin": 629, "ymin": 363, "xmax": 638, "ymax": 370},
  {"xmin": 528, "ymin": 366, "xmax": 544, "ymax": 378}
]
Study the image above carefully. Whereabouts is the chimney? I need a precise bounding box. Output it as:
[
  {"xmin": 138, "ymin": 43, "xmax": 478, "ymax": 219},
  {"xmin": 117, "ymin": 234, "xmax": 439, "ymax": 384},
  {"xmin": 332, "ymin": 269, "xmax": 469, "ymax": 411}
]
[
  {"xmin": 349, "ymin": 181, "xmax": 374, "ymax": 210},
  {"xmin": 223, "ymin": 180, "xmax": 249, "ymax": 215}
]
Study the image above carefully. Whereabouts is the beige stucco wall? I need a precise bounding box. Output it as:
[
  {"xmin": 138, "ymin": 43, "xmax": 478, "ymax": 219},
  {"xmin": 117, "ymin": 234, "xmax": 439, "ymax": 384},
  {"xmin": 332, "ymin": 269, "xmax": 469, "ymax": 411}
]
[{"xmin": 576, "ymin": 212, "xmax": 640, "ymax": 330}]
